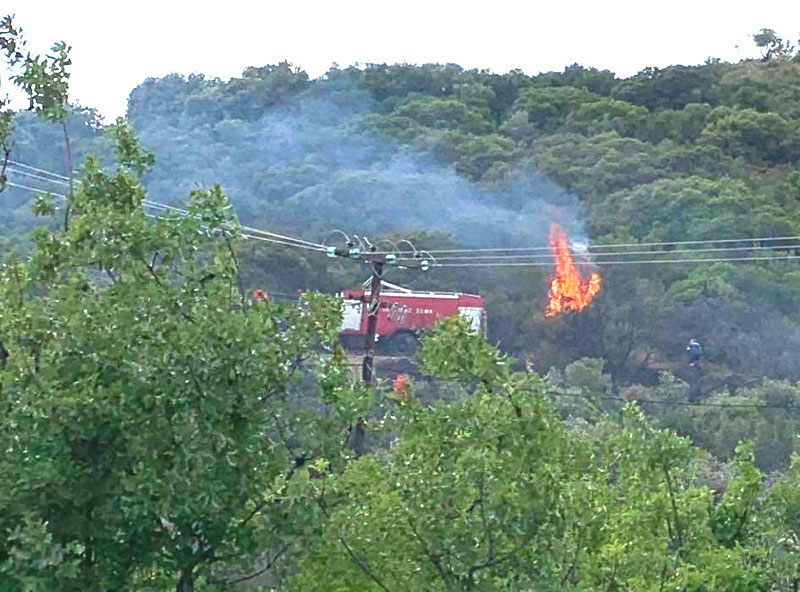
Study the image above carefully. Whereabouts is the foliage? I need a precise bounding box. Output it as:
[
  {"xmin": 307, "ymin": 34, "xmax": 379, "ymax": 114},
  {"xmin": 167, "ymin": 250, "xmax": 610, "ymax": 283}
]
[
  {"xmin": 8, "ymin": 14, "xmax": 800, "ymax": 592},
  {"xmin": 0, "ymin": 14, "xmax": 25, "ymax": 190},
  {"xmin": 6, "ymin": 17, "xmax": 800, "ymax": 433},
  {"xmin": 14, "ymin": 41, "xmax": 71, "ymax": 122},
  {"xmin": 0, "ymin": 118, "xmax": 370, "ymax": 591},
  {"xmin": 292, "ymin": 320, "xmax": 800, "ymax": 591},
  {"xmin": 753, "ymin": 28, "xmax": 795, "ymax": 61}
]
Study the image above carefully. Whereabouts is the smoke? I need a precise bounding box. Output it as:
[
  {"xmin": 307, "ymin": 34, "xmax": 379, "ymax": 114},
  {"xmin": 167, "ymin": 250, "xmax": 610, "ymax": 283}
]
[{"xmin": 134, "ymin": 77, "xmax": 587, "ymax": 249}]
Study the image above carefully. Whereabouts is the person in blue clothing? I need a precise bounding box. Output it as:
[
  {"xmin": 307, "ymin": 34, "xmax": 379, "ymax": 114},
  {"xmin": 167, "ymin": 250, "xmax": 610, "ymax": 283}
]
[{"xmin": 687, "ymin": 339, "xmax": 703, "ymax": 367}]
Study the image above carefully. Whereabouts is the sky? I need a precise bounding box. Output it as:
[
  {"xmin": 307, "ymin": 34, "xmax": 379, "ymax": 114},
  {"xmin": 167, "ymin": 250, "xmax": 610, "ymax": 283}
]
[{"xmin": 3, "ymin": 0, "xmax": 800, "ymax": 121}]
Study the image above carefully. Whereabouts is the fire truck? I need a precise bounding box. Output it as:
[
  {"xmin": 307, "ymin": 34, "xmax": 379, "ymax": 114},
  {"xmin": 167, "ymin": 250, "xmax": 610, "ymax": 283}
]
[{"xmin": 338, "ymin": 280, "xmax": 487, "ymax": 353}]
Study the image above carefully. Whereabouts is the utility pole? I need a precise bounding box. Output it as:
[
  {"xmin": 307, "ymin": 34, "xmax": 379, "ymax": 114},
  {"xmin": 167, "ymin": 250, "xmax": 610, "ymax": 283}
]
[
  {"xmin": 362, "ymin": 259, "xmax": 384, "ymax": 385},
  {"xmin": 325, "ymin": 234, "xmax": 431, "ymax": 386}
]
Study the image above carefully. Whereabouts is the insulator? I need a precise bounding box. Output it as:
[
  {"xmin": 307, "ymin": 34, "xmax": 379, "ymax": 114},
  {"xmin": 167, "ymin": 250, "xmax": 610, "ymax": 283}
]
[
  {"xmin": 326, "ymin": 246, "xmax": 337, "ymax": 258},
  {"xmin": 349, "ymin": 248, "xmax": 361, "ymax": 259},
  {"xmin": 420, "ymin": 259, "xmax": 430, "ymax": 272},
  {"xmin": 386, "ymin": 253, "xmax": 397, "ymax": 265}
]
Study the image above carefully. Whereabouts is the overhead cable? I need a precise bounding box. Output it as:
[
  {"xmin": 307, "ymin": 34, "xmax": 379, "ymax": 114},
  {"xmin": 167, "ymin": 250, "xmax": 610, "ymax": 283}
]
[
  {"xmin": 143, "ymin": 211, "xmax": 324, "ymax": 252},
  {"xmin": 6, "ymin": 159, "xmax": 325, "ymax": 250},
  {"xmin": 434, "ymin": 255, "xmax": 800, "ymax": 267},
  {"xmin": 143, "ymin": 202, "xmax": 323, "ymax": 248},
  {"xmin": 548, "ymin": 390, "xmax": 800, "ymax": 411},
  {"xmin": 7, "ymin": 166, "xmax": 70, "ymax": 187},
  {"xmin": 379, "ymin": 235, "xmax": 800, "ymax": 256},
  {"xmin": 240, "ymin": 233, "xmax": 325, "ymax": 251},
  {"xmin": 4, "ymin": 181, "xmax": 67, "ymax": 197},
  {"xmin": 410, "ymin": 243, "xmax": 800, "ymax": 262},
  {"xmin": 7, "ymin": 160, "xmax": 71, "ymax": 181},
  {"xmin": 9, "ymin": 158, "xmax": 800, "ymax": 263}
]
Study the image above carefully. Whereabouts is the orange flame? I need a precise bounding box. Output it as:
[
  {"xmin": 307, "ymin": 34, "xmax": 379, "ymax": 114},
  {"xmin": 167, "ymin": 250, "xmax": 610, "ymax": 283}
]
[{"xmin": 545, "ymin": 224, "xmax": 602, "ymax": 317}]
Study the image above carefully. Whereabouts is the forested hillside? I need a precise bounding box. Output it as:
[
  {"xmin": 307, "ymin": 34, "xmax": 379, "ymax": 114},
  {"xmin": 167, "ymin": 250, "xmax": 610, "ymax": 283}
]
[
  {"xmin": 7, "ymin": 48, "xmax": 800, "ymax": 468},
  {"xmin": 8, "ymin": 54, "xmax": 800, "ymax": 362},
  {"xmin": 7, "ymin": 14, "xmax": 800, "ymax": 590}
]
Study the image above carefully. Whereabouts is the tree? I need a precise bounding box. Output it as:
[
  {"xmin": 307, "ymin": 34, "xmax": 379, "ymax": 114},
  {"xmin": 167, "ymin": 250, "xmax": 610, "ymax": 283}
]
[
  {"xmin": 564, "ymin": 98, "xmax": 648, "ymax": 138},
  {"xmin": 611, "ymin": 65, "xmax": 720, "ymax": 110},
  {"xmin": 752, "ymin": 28, "xmax": 795, "ymax": 61},
  {"xmin": 13, "ymin": 37, "xmax": 74, "ymax": 227},
  {"xmin": 0, "ymin": 14, "xmax": 25, "ymax": 191},
  {"xmin": 393, "ymin": 97, "xmax": 493, "ymax": 134},
  {"xmin": 291, "ymin": 318, "xmax": 789, "ymax": 591},
  {"xmin": 0, "ymin": 120, "xmax": 371, "ymax": 591},
  {"xmin": 511, "ymin": 85, "xmax": 600, "ymax": 132},
  {"xmin": 700, "ymin": 107, "xmax": 800, "ymax": 164},
  {"xmin": 292, "ymin": 318, "xmax": 584, "ymax": 591}
]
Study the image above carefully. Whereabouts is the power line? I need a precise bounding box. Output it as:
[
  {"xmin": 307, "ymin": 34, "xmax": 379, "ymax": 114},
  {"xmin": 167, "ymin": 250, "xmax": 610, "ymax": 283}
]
[
  {"xmin": 239, "ymin": 223, "xmax": 324, "ymax": 249},
  {"xmin": 4, "ymin": 179, "xmax": 185, "ymax": 217},
  {"xmin": 6, "ymin": 179, "xmax": 323, "ymax": 253},
  {"xmin": 380, "ymin": 235, "xmax": 800, "ymax": 257},
  {"xmin": 142, "ymin": 201, "xmax": 187, "ymax": 215},
  {"xmin": 6, "ymin": 159, "xmax": 326, "ymax": 251},
  {"xmin": 142, "ymin": 202, "xmax": 324, "ymax": 249},
  {"xmin": 434, "ymin": 254, "xmax": 800, "ymax": 267},
  {"xmin": 3, "ymin": 181, "xmax": 67, "ymax": 197},
  {"xmin": 7, "ymin": 178, "xmax": 800, "ymax": 266},
  {"xmin": 11, "ymin": 159, "xmax": 800, "ymax": 267},
  {"xmin": 142, "ymin": 211, "xmax": 324, "ymax": 252},
  {"xmin": 547, "ymin": 390, "xmax": 800, "ymax": 411},
  {"xmin": 7, "ymin": 167, "xmax": 70, "ymax": 187},
  {"xmin": 416, "ymin": 243, "xmax": 800, "ymax": 262},
  {"xmin": 240, "ymin": 232, "xmax": 324, "ymax": 252},
  {"xmin": 7, "ymin": 159, "xmax": 70, "ymax": 181}
]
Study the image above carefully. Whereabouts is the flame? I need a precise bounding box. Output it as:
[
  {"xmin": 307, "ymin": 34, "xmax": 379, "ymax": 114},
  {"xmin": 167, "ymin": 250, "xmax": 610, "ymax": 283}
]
[{"xmin": 545, "ymin": 224, "xmax": 602, "ymax": 316}]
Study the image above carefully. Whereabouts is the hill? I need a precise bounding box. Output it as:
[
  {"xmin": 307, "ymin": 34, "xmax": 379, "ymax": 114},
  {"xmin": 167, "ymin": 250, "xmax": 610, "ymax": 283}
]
[{"xmin": 6, "ymin": 55, "xmax": 800, "ymax": 469}]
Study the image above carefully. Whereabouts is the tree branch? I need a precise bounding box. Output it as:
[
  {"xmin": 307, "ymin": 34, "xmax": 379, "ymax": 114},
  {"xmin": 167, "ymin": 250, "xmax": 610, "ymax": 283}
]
[
  {"xmin": 407, "ymin": 516, "xmax": 452, "ymax": 588},
  {"xmin": 0, "ymin": 340, "xmax": 8, "ymax": 370},
  {"xmin": 141, "ymin": 256, "xmax": 164, "ymax": 286},
  {"xmin": 227, "ymin": 544, "xmax": 290, "ymax": 585},
  {"xmin": 317, "ymin": 497, "xmax": 393, "ymax": 592},
  {"xmin": 224, "ymin": 235, "xmax": 246, "ymax": 311},
  {"xmin": 467, "ymin": 521, "xmax": 538, "ymax": 583},
  {"xmin": 662, "ymin": 462, "xmax": 684, "ymax": 550},
  {"xmin": 61, "ymin": 120, "xmax": 73, "ymax": 231},
  {"xmin": 560, "ymin": 523, "xmax": 585, "ymax": 585},
  {"xmin": 335, "ymin": 533, "xmax": 393, "ymax": 592},
  {"xmin": 0, "ymin": 146, "xmax": 10, "ymax": 193},
  {"xmin": 476, "ymin": 479, "xmax": 496, "ymax": 566}
]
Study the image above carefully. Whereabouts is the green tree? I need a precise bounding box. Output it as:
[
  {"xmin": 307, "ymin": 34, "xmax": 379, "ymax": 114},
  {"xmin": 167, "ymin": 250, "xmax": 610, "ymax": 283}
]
[
  {"xmin": 611, "ymin": 65, "xmax": 721, "ymax": 110},
  {"xmin": 0, "ymin": 14, "xmax": 25, "ymax": 190},
  {"xmin": 511, "ymin": 85, "xmax": 600, "ymax": 132},
  {"xmin": 0, "ymin": 120, "xmax": 370, "ymax": 591},
  {"xmin": 292, "ymin": 318, "xmax": 789, "ymax": 591},
  {"xmin": 293, "ymin": 318, "xmax": 585, "ymax": 591},
  {"xmin": 13, "ymin": 37, "xmax": 75, "ymax": 227},
  {"xmin": 564, "ymin": 98, "xmax": 648, "ymax": 138},
  {"xmin": 393, "ymin": 96, "xmax": 493, "ymax": 134},
  {"xmin": 759, "ymin": 454, "xmax": 800, "ymax": 588},
  {"xmin": 752, "ymin": 28, "xmax": 795, "ymax": 61},
  {"xmin": 701, "ymin": 106, "xmax": 800, "ymax": 164}
]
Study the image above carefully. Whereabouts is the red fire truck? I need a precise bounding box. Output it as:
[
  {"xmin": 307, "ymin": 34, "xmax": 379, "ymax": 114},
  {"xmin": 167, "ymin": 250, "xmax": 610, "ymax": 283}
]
[{"xmin": 338, "ymin": 281, "xmax": 487, "ymax": 353}]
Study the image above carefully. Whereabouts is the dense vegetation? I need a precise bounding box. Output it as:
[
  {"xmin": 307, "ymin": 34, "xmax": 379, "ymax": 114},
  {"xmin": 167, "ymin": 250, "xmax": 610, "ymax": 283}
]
[{"xmin": 4, "ymin": 16, "xmax": 800, "ymax": 591}]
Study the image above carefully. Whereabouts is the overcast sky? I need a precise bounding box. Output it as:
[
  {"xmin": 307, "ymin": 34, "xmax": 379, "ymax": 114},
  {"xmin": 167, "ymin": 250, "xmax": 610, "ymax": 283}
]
[{"xmin": 3, "ymin": 0, "xmax": 799, "ymax": 120}]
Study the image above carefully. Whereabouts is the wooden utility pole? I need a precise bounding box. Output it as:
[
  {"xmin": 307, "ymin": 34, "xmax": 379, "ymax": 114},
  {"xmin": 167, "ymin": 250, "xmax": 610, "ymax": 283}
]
[
  {"xmin": 350, "ymin": 256, "xmax": 384, "ymax": 457},
  {"xmin": 327, "ymin": 237, "xmax": 428, "ymax": 386},
  {"xmin": 362, "ymin": 260, "xmax": 384, "ymax": 385}
]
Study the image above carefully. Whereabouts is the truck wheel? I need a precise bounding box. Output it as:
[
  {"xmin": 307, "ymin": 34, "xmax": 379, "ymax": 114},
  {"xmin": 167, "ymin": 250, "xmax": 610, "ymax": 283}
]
[
  {"xmin": 380, "ymin": 331, "xmax": 419, "ymax": 356},
  {"xmin": 338, "ymin": 334, "xmax": 364, "ymax": 352}
]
